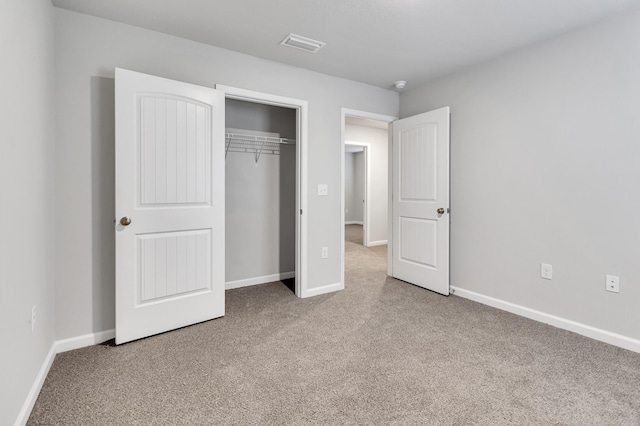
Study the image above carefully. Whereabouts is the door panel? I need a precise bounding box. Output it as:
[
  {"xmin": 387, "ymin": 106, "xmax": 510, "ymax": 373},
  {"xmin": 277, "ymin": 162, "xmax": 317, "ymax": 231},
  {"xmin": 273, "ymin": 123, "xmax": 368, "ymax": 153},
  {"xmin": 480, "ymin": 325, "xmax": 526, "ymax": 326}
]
[
  {"xmin": 139, "ymin": 96, "xmax": 211, "ymax": 205},
  {"xmin": 400, "ymin": 125, "xmax": 437, "ymax": 201},
  {"xmin": 138, "ymin": 230, "xmax": 210, "ymax": 302},
  {"xmin": 115, "ymin": 68, "xmax": 225, "ymax": 344},
  {"xmin": 391, "ymin": 107, "xmax": 449, "ymax": 295},
  {"xmin": 399, "ymin": 217, "xmax": 437, "ymax": 268}
]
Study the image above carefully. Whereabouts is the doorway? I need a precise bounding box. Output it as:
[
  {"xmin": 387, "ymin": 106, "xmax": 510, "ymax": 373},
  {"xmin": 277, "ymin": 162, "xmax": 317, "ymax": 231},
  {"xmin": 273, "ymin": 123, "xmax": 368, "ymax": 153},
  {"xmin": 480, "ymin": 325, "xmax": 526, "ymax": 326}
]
[
  {"xmin": 340, "ymin": 108, "xmax": 396, "ymax": 286},
  {"xmin": 344, "ymin": 142, "xmax": 368, "ymax": 246}
]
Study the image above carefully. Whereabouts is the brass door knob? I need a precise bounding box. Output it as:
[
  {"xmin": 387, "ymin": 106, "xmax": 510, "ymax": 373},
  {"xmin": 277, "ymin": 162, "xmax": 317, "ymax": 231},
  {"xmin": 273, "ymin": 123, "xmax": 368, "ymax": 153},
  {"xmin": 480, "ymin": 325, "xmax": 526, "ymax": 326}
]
[
  {"xmin": 120, "ymin": 216, "xmax": 132, "ymax": 226},
  {"xmin": 437, "ymin": 208, "xmax": 445, "ymax": 214}
]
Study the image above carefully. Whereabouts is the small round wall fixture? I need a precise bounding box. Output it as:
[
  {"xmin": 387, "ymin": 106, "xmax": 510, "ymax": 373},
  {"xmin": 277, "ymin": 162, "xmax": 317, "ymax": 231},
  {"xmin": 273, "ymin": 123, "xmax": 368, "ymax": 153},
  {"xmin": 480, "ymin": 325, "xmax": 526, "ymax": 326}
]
[{"xmin": 394, "ymin": 80, "xmax": 407, "ymax": 90}]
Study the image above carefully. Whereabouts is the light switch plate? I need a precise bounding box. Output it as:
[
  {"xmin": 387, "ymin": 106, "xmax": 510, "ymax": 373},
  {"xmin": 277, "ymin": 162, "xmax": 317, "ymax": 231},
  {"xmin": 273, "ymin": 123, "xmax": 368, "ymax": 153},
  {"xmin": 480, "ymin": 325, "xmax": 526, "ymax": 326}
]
[
  {"xmin": 540, "ymin": 263, "xmax": 552, "ymax": 280},
  {"xmin": 318, "ymin": 184, "xmax": 328, "ymax": 196},
  {"xmin": 321, "ymin": 247, "xmax": 328, "ymax": 259}
]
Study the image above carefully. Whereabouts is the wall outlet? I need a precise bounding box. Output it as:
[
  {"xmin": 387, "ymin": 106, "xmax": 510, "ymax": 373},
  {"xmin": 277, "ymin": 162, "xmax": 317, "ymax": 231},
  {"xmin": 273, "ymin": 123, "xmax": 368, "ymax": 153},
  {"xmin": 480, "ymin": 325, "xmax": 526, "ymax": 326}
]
[
  {"xmin": 540, "ymin": 263, "xmax": 553, "ymax": 280},
  {"xmin": 606, "ymin": 275, "xmax": 620, "ymax": 293},
  {"xmin": 321, "ymin": 247, "xmax": 329, "ymax": 259},
  {"xmin": 31, "ymin": 305, "xmax": 37, "ymax": 332},
  {"xmin": 318, "ymin": 184, "xmax": 328, "ymax": 196}
]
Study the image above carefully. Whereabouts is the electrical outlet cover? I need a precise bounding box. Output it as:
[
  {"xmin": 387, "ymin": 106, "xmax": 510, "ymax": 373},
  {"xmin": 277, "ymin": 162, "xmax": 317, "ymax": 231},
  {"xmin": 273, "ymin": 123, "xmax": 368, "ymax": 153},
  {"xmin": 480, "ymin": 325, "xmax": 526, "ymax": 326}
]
[
  {"xmin": 540, "ymin": 263, "xmax": 553, "ymax": 280},
  {"xmin": 606, "ymin": 275, "xmax": 620, "ymax": 293}
]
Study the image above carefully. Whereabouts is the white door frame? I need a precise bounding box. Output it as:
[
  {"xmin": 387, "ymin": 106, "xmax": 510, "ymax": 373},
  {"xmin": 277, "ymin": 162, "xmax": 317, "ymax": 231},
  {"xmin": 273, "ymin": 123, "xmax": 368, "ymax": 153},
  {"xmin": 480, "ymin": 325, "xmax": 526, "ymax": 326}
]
[
  {"xmin": 217, "ymin": 85, "xmax": 308, "ymax": 298},
  {"xmin": 344, "ymin": 141, "xmax": 370, "ymax": 245},
  {"xmin": 340, "ymin": 108, "xmax": 397, "ymax": 288}
]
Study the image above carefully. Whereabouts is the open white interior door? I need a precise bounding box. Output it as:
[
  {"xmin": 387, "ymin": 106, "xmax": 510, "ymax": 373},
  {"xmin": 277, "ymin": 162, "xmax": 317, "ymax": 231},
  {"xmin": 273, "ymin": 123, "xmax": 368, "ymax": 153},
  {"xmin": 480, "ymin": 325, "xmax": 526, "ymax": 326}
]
[
  {"xmin": 391, "ymin": 107, "xmax": 450, "ymax": 295},
  {"xmin": 115, "ymin": 68, "xmax": 225, "ymax": 344}
]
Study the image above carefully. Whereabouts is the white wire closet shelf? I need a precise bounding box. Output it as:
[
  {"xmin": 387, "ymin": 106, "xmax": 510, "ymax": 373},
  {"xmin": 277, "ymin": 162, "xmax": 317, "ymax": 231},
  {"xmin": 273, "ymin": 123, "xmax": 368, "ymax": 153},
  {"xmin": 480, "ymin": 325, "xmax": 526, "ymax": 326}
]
[{"xmin": 225, "ymin": 132, "xmax": 296, "ymax": 163}]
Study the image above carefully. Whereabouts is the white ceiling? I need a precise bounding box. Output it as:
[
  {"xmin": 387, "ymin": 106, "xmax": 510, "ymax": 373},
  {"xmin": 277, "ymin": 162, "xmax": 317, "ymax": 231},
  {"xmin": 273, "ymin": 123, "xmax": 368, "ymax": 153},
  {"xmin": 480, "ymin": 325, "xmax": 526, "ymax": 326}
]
[{"xmin": 52, "ymin": 0, "xmax": 640, "ymax": 90}]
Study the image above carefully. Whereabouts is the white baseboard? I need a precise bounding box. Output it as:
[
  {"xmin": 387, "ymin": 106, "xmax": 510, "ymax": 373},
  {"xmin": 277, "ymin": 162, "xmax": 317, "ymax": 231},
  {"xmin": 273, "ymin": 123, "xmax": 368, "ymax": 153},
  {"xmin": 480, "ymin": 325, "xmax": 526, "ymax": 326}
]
[
  {"xmin": 226, "ymin": 271, "xmax": 295, "ymax": 290},
  {"xmin": 302, "ymin": 282, "xmax": 343, "ymax": 298},
  {"xmin": 15, "ymin": 328, "xmax": 116, "ymax": 426},
  {"xmin": 451, "ymin": 286, "xmax": 640, "ymax": 354},
  {"xmin": 55, "ymin": 329, "xmax": 115, "ymax": 354},
  {"xmin": 14, "ymin": 344, "xmax": 56, "ymax": 426},
  {"xmin": 367, "ymin": 240, "xmax": 388, "ymax": 247},
  {"xmin": 345, "ymin": 221, "xmax": 363, "ymax": 225}
]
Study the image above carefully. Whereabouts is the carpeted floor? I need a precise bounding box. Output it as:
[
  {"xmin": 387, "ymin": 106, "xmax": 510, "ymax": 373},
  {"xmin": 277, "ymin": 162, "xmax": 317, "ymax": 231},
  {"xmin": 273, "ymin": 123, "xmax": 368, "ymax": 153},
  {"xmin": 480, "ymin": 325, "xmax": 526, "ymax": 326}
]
[
  {"xmin": 28, "ymin": 228, "xmax": 640, "ymax": 425},
  {"xmin": 345, "ymin": 223, "xmax": 363, "ymax": 245}
]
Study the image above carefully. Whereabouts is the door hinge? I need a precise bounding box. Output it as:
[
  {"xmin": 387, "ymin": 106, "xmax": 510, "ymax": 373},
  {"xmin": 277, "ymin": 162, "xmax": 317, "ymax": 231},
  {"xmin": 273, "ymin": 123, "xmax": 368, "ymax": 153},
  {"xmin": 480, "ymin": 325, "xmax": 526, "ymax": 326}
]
[{"xmin": 300, "ymin": 209, "xmax": 303, "ymax": 215}]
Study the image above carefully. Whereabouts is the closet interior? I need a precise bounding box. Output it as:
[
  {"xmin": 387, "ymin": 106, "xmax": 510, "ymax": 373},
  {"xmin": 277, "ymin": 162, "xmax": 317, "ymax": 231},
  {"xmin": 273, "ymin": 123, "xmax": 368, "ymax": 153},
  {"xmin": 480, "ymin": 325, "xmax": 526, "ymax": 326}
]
[{"xmin": 225, "ymin": 99, "xmax": 297, "ymax": 292}]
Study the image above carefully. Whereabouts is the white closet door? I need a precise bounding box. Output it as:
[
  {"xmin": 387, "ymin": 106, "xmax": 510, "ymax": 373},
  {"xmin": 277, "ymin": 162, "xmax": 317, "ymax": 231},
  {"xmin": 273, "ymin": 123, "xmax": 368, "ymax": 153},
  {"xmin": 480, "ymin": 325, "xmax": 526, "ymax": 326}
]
[
  {"xmin": 115, "ymin": 68, "xmax": 225, "ymax": 345},
  {"xmin": 391, "ymin": 107, "xmax": 450, "ymax": 295}
]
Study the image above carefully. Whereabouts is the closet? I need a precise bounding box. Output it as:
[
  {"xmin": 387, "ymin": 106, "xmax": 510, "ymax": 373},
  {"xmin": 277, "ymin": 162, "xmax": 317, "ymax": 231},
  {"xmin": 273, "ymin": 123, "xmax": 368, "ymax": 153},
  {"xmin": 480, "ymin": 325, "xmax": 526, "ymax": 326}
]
[{"xmin": 225, "ymin": 99, "xmax": 297, "ymax": 291}]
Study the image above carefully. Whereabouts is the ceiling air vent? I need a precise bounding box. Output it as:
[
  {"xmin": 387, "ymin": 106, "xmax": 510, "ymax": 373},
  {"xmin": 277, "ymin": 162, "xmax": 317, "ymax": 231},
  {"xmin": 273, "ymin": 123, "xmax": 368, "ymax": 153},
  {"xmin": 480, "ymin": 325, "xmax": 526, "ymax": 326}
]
[{"xmin": 280, "ymin": 33, "xmax": 326, "ymax": 53}]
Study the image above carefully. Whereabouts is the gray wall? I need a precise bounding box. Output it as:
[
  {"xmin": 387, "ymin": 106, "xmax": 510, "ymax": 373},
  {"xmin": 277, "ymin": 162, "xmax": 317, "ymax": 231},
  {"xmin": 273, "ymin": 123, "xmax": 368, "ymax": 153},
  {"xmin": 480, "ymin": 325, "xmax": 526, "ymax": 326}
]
[
  {"xmin": 225, "ymin": 100, "xmax": 296, "ymax": 282},
  {"xmin": 345, "ymin": 124, "xmax": 389, "ymax": 244},
  {"xmin": 353, "ymin": 152, "xmax": 365, "ymax": 222},
  {"xmin": 400, "ymin": 8, "xmax": 640, "ymax": 340},
  {"xmin": 0, "ymin": 1, "xmax": 56, "ymax": 424},
  {"xmin": 226, "ymin": 99, "xmax": 296, "ymax": 139},
  {"xmin": 53, "ymin": 8, "xmax": 399, "ymax": 340},
  {"xmin": 344, "ymin": 151, "xmax": 364, "ymax": 223},
  {"xmin": 344, "ymin": 152, "xmax": 356, "ymax": 222}
]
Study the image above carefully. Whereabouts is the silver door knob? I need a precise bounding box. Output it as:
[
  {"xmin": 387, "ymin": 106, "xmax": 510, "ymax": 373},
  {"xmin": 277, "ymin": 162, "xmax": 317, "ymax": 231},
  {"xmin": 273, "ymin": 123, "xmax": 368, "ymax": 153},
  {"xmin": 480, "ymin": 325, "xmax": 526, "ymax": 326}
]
[
  {"xmin": 437, "ymin": 208, "xmax": 445, "ymax": 214},
  {"xmin": 120, "ymin": 217, "xmax": 132, "ymax": 226}
]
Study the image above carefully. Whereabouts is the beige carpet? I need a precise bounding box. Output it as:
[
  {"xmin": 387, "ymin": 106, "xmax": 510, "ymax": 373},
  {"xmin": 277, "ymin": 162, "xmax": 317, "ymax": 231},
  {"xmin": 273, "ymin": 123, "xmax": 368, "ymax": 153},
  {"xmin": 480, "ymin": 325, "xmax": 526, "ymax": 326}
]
[
  {"xmin": 345, "ymin": 223, "xmax": 363, "ymax": 245},
  {"xmin": 28, "ymin": 230, "xmax": 640, "ymax": 425}
]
